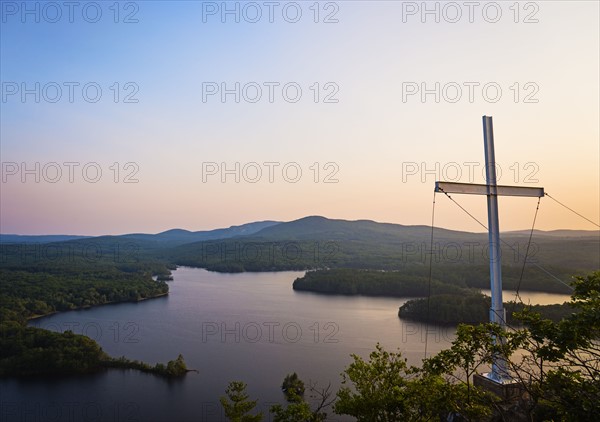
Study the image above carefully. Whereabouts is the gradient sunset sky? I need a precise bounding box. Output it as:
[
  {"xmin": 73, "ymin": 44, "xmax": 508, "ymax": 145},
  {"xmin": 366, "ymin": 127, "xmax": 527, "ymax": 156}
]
[{"xmin": 1, "ymin": 1, "xmax": 598, "ymax": 235}]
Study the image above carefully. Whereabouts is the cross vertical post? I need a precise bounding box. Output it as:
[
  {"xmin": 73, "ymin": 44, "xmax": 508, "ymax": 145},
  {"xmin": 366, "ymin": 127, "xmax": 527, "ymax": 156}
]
[
  {"xmin": 434, "ymin": 116, "xmax": 545, "ymax": 385},
  {"xmin": 483, "ymin": 115, "xmax": 508, "ymax": 381}
]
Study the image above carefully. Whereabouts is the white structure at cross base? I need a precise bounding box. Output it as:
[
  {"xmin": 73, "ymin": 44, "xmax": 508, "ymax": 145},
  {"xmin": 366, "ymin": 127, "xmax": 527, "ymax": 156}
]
[{"xmin": 435, "ymin": 116, "xmax": 544, "ymax": 383}]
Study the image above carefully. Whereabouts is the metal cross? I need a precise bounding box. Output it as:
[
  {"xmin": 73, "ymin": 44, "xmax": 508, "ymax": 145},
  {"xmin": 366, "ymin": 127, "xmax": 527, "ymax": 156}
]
[{"xmin": 435, "ymin": 116, "xmax": 544, "ymax": 383}]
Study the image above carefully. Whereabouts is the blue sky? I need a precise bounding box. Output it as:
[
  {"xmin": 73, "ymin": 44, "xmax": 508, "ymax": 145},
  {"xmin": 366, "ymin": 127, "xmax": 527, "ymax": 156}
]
[{"xmin": 1, "ymin": 1, "xmax": 598, "ymax": 234}]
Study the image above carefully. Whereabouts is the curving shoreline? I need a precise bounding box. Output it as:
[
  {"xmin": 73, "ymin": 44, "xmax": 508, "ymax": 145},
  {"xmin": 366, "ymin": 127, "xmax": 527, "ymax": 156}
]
[{"xmin": 26, "ymin": 291, "xmax": 170, "ymax": 323}]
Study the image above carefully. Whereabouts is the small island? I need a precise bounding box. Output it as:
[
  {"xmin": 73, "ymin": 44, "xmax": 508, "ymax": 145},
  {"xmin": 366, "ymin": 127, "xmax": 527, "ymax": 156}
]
[
  {"xmin": 292, "ymin": 268, "xmax": 465, "ymax": 297},
  {"xmin": 398, "ymin": 293, "xmax": 573, "ymax": 325},
  {"xmin": 106, "ymin": 354, "xmax": 192, "ymax": 377}
]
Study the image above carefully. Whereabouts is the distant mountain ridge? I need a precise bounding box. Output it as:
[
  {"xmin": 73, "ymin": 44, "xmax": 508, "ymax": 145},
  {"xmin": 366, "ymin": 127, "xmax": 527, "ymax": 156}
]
[
  {"xmin": 169, "ymin": 216, "xmax": 599, "ymax": 276},
  {"xmin": 0, "ymin": 221, "xmax": 281, "ymax": 246},
  {"xmin": 248, "ymin": 216, "xmax": 481, "ymax": 242},
  {"xmin": 504, "ymin": 229, "xmax": 600, "ymax": 238},
  {"xmin": 1, "ymin": 217, "xmax": 598, "ymax": 245},
  {"xmin": 0, "ymin": 234, "xmax": 92, "ymax": 244},
  {"xmin": 121, "ymin": 221, "xmax": 281, "ymax": 246}
]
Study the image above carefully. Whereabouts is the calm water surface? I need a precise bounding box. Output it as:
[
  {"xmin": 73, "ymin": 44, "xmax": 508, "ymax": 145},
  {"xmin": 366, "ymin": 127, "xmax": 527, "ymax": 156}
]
[
  {"xmin": 1, "ymin": 267, "xmax": 570, "ymax": 421},
  {"xmin": 480, "ymin": 289, "xmax": 571, "ymax": 305}
]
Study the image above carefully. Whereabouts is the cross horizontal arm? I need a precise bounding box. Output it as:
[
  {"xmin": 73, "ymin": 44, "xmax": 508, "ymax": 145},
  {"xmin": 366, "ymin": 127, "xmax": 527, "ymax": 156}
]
[{"xmin": 435, "ymin": 181, "xmax": 544, "ymax": 198}]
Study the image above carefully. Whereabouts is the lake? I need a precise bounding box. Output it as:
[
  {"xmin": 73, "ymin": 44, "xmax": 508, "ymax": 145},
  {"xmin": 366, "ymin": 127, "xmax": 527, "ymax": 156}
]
[{"xmin": 0, "ymin": 267, "xmax": 571, "ymax": 421}]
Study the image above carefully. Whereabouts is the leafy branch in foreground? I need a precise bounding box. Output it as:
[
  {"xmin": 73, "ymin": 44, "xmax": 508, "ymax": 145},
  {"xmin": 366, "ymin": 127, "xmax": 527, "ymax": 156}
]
[
  {"xmin": 505, "ymin": 271, "xmax": 600, "ymax": 420},
  {"xmin": 335, "ymin": 272, "xmax": 600, "ymax": 422},
  {"xmin": 334, "ymin": 341, "xmax": 497, "ymax": 421}
]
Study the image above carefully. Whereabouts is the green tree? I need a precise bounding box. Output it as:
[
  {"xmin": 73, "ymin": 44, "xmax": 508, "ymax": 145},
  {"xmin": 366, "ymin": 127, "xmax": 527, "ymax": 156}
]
[
  {"xmin": 334, "ymin": 343, "xmax": 422, "ymax": 421},
  {"xmin": 509, "ymin": 271, "xmax": 600, "ymax": 420},
  {"xmin": 165, "ymin": 353, "xmax": 187, "ymax": 376},
  {"xmin": 220, "ymin": 381, "xmax": 263, "ymax": 422},
  {"xmin": 270, "ymin": 376, "xmax": 332, "ymax": 422},
  {"xmin": 282, "ymin": 372, "xmax": 305, "ymax": 401},
  {"xmin": 270, "ymin": 397, "xmax": 313, "ymax": 422},
  {"xmin": 334, "ymin": 342, "xmax": 490, "ymax": 421},
  {"xmin": 376, "ymin": 271, "xmax": 599, "ymax": 421},
  {"xmin": 422, "ymin": 323, "xmax": 526, "ymax": 421}
]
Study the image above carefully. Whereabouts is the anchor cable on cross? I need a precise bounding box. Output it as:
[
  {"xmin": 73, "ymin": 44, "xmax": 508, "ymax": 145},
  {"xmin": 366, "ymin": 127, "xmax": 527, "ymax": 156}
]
[
  {"xmin": 434, "ymin": 116, "xmax": 545, "ymax": 384},
  {"xmin": 436, "ymin": 189, "xmax": 573, "ymax": 292}
]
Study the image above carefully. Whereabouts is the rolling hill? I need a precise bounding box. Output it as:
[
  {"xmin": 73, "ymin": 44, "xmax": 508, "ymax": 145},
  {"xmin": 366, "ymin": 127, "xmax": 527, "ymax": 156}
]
[
  {"xmin": 2, "ymin": 216, "xmax": 598, "ymax": 293},
  {"xmin": 168, "ymin": 216, "xmax": 599, "ymax": 292}
]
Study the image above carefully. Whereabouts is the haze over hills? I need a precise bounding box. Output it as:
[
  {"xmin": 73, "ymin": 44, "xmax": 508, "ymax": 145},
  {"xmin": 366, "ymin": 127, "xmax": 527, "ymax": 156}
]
[
  {"xmin": 1, "ymin": 216, "xmax": 598, "ymax": 245},
  {"xmin": 0, "ymin": 234, "xmax": 92, "ymax": 244},
  {"xmin": 120, "ymin": 220, "xmax": 281, "ymax": 246},
  {"xmin": 503, "ymin": 229, "xmax": 600, "ymax": 238},
  {"xmin": 0, "ymin": 221, "xmax": 281, "ymax": 245},
  {"xmin": 248, "ymin": 216, "xmax": 488, "ymax": 242}
]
